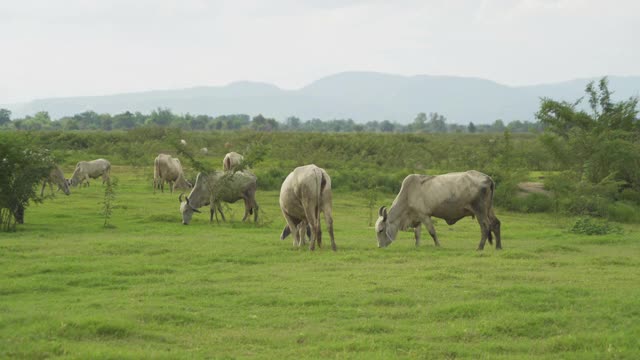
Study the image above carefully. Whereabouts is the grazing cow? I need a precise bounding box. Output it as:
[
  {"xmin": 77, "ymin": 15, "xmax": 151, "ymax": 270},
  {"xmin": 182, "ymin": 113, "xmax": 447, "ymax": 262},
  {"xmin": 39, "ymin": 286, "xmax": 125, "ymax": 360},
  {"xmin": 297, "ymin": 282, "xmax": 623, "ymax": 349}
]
[
  {"xmin": 223, "ymin": 152, "xmax": 244, "ymax": 172},
  {"xmin": 154, "ymin": 154, "xmax": 192, "ymax": 193},
  {"xmin": 375, "ymin": 170, "xmax": 501, "ymax": 250},
  {"xmin": 279, "ymin": 164, "xmax": 336, "ymax": 251},
  {"xmin": 41, "ymin": 165, "xmax": 70, "ymax": 196},
  {"xmin": 179, "ymin": 170, "xmax": 258, "ymax": 225},
  {"xmin": 68, "ymin": 159, "xmax": 111, "ymax": 187}
]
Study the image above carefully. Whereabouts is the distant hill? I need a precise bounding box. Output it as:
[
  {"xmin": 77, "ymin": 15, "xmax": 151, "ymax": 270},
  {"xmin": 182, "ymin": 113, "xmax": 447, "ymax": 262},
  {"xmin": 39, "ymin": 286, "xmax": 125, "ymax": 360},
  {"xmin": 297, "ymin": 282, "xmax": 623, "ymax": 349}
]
[{"xmin": 4, "ymin": 72, "xmax": 640, "ymax": 124}]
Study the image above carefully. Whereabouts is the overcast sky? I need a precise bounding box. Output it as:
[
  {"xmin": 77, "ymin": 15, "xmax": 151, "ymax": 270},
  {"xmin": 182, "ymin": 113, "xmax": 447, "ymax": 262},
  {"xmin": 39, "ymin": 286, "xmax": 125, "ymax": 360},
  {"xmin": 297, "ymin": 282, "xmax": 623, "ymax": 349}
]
[{"xmin": 1, "ymin": 0, "xmax": 639, "ymax": 104}]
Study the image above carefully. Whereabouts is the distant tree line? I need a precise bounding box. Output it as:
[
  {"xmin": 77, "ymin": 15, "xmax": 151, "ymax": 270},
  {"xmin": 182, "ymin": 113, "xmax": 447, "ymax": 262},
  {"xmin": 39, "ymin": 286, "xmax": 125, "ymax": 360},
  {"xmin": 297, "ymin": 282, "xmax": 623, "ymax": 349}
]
[{"xmin": 0, "ymin": 107, "xmax": 542, "ymax": 133}]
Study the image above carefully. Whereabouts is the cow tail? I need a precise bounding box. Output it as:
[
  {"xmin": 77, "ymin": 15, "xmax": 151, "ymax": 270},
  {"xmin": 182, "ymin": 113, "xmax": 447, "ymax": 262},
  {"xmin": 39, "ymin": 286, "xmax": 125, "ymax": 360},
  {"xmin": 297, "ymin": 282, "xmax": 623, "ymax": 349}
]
[
  {"xmin": 315, "ymin": 169, "xmax": 323, "ymax": 226},
  {"xmin": 317, "ymin": 169, "xmax": 327, "ymax": 246},
  {"xmin": 487, "ymin": 179, "xmax": 495, "ymax": 243}
]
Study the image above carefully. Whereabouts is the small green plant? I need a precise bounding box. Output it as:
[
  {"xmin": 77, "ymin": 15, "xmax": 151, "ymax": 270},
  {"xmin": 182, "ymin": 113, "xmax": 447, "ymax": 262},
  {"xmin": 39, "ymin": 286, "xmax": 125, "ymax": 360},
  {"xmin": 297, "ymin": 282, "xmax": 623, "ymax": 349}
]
[
  {"xmin": 570, "ymin": 217, "xmax": 621, "ymax": 235},
  {"xmin": 102, "ymin": 177, "xmax": 118, "ymax": 228}
]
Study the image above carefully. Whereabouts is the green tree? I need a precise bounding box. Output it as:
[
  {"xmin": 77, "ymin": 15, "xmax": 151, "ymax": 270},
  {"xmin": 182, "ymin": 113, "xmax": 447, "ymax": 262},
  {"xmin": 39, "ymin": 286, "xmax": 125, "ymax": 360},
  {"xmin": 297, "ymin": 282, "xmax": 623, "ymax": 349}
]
[
  {"xmin": 250, "ymin": 114, "xmax": 279, "ymax": 131},
  {"xmin": 146, "ymin": 108, "xmax": 175, "ymax": 127},
  {"xmin": 491, "ymin": 119, "xmax": 505, "ymax": 133},
  {"xmin": 285, "ymin": 116, "xmax": 301, "ymax": 130},
  {"xmin": 0, "ymin": 134, "xmax": 54, "ymax": 231},
  {"xmin": 410, "ymin": 112, "xmax": 427, "ymax": 132},
  {"xmin": 468, "ymin": 121, "xmax": 477, "ymax": 133},
  {"xmin": 0, "ymin": 108, "xmax": 11, "ymax": 126},
  {"xmin": 426, "ymin": 112, "xmax": 447, "ymax": 133},
  {"xmin": 536, "ymin": 77, "xmax": 640, "ymax": 206}
]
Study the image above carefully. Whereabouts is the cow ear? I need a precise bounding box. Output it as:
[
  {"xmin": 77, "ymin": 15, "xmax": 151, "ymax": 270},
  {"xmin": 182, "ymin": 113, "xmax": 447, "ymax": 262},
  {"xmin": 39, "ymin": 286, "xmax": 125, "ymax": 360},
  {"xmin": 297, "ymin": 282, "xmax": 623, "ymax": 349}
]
[
  {"xmin": 382, "ymin": 208, "xmax": 388, "ymax": 221},
  {"xmin": 378, "ymin": 206, "xmax": 386, "ymax": 217}
]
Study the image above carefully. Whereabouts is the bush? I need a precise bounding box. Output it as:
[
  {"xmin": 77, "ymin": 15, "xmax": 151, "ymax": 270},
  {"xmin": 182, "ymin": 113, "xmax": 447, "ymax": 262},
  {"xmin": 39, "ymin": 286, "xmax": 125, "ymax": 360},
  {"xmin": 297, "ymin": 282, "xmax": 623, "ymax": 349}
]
[
  {"xmin": 0, "ymin": 134, "xmax": 55, "ymax": 231},
  {"xmin": 510, "ymin": 193, "xmax": 554, "ymax": 213},
  {"xmin": 606, "ymin": 202, "xmax": 640, "ymax": 223},
  {"xmin": 570, "ymin": 217, "xmax": 622, "ymax": 235}
]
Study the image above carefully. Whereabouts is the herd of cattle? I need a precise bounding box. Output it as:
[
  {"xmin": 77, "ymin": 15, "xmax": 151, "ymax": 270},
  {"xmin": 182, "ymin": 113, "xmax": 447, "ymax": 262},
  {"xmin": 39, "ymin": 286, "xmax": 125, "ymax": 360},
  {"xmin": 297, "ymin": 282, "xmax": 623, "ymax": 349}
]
[{"xmin": 40, "ymin": 150, "xmax": 502, "ymax": 251}]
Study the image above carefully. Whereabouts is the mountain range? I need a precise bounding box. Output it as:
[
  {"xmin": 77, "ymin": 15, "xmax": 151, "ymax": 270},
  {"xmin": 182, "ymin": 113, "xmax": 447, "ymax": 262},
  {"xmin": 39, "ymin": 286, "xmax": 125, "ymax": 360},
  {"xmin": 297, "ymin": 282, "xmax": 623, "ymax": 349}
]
[{"xmin": 4, "ymin": 72, "xmax": 640, "ymax": 124}]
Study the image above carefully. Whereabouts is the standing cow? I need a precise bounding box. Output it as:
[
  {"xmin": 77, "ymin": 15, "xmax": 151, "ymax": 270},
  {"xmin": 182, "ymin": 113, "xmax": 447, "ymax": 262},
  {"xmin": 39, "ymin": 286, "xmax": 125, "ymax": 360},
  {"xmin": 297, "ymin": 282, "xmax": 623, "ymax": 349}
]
[
  {"xmin": 154, "ymin": 154, "xmax": 192, "ymax": 193},
  {"xmin": 179, "ymin": 170, "xmax": 258, "ymax": 225},
  {"xmin": 68, "ymin": 159, "xmax": 111, "ymax": 187},
  {"xmin": 375, "ymin": 170, "xmax": 501, "ymax": 250},
  {"xmin": 279, "ymin": 164, "xmax": 336, "ymax": 251},
  {"xmin": 223, "ymin": 152, "xmax": 244, "ymax": 172},
  {"xmin": 41, "ymin": 165, "xmax": 70, "ymax": 196}
]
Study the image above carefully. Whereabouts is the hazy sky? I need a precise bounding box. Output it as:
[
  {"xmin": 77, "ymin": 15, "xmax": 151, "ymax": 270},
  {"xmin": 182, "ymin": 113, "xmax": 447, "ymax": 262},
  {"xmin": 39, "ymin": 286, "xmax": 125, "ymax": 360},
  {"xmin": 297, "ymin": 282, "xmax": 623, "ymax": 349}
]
[{"xmin": 1, "ymin": 0, "xmax": 639, "ymax": 103}]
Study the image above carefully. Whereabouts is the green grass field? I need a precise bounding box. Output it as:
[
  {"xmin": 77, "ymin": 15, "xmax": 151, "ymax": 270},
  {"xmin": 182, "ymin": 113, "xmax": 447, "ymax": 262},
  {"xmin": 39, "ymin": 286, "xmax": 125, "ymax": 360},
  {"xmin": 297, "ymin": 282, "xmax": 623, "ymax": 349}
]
[{"xmin": 1, "ymin": 166, "xmax": 639, "ymax": 359}]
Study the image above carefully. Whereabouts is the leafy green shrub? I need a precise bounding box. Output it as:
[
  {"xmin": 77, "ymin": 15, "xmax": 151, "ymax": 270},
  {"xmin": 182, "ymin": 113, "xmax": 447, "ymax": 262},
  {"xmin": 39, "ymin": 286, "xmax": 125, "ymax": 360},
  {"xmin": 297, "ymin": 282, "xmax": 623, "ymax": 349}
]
[
  {"xmin": 606, "ymin": 202, "xmax": 640, "ymax": 223},
  {"xmin": 510, "ymin": 193, "xmax": 554, "ymax": 213},
  {"xmin": 0, "ymin": 134, "xmax": 55, "ymax": 231},
  {"xmin": 619, "ymin": 188, "xmax": 640, "ymax": 205},
  {"xmin": 570, "ymin": 217, "xmax": 622, "ymax": 235}
]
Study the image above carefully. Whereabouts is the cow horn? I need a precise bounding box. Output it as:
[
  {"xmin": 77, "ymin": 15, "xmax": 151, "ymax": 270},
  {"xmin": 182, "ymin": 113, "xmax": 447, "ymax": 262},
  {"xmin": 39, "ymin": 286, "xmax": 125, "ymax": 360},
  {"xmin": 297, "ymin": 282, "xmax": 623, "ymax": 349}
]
[
  {"xmin": 179, "ymin": 193, "xmax": 184, "ymax": 202},
  {"xmin": 378, "ymin": 206, "xmax": 386, "ymax": 217}
]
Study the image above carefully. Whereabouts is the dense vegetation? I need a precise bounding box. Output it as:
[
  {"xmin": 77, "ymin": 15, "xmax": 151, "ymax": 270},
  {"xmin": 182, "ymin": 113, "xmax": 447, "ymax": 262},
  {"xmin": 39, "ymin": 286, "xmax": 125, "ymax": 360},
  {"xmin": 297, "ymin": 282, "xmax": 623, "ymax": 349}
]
[
  {"xmin": 1, "ymin": 107, "xmax": 539, "ymax": 134},
  {"xmin": 1, "ymin": 77, "xmax": 639, "ymax": 228}
]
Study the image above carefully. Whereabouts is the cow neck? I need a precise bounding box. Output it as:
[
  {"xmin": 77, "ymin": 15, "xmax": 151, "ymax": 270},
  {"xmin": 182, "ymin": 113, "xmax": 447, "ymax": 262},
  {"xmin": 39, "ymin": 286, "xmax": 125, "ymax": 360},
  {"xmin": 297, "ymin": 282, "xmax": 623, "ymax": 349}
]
[{"xmin": 385, "ymin": 204, "xmax": 403, "ymax": 241}]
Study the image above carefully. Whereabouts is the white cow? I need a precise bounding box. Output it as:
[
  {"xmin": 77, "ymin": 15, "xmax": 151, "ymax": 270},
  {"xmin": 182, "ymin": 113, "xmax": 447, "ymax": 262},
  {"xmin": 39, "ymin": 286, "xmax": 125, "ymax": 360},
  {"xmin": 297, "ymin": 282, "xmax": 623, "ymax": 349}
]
[
  {"xmin": 68, "ymin": 159, "xmax": 111, "ymax": 187},
  {"xmin": 41, "ymin": 165, "xmax": 70, "ymax": 196},
  {"xmin": 279, "ymin": 164, "xmax": 336, "ymax": 251},
  {"xmin": 223, "ymin": 152, "xmax": 244, "ymax": 172},
  {"xmin": 375, "ymin": 170, "xmax": 501, "ymax": 250},
  {"xmin": 153, "ymin": 154, "xmax": 192, "ymax": 193},
  {"xmin": 179, "ymin": 170, "xmax": 259, "ymax": 225}
]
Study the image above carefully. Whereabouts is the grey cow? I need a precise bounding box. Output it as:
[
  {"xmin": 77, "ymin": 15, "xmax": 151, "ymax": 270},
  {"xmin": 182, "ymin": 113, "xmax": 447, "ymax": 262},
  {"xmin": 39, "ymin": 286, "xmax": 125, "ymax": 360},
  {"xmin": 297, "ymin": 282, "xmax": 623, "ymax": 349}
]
[
  {"xmin": 180, "ymin": 170, "xmax": 258, "ymax": 225},
  {"xmin": 279, "ymin": 164, "xmax": 336, "ymax": 251},
  {"xmin": 154, "ymin": 154, "xmax": 192, "ymax": 193},
  {"xmin": 41, "ymin": 165, "xmax": 70, "ymax": 196},
  {"xmin": 68, "ymin": 158, "xmax": 111, "ymax": 187},
  {"xmin": 375, "ymin": 170, "xmax": 501, "ymax": 250}
]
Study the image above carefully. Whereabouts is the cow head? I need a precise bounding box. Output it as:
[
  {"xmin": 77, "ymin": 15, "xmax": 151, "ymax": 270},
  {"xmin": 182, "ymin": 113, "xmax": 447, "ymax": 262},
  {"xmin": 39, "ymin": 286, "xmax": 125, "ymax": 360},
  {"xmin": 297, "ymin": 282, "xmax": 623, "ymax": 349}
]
[
  {"xmin": 179, "ymin": 193, "xmax": 200, "ymax": 225},
  {"xmin": 375, "ymin": 206, "xmax": 394, "ymax": 248},
  {"xmin": 60, "ymin": 180, "xmax": 71, "ymax": 195}
]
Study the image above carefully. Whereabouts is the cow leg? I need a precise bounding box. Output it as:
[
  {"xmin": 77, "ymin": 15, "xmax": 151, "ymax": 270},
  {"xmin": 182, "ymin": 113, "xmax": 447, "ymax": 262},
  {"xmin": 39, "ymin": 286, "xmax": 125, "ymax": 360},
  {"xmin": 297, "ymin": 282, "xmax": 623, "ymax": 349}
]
[
  {"xmin": 252, "ymin": 200, "xmax": 259, "ymax": 223},
  {"xmin": 297, "ymin": 221, "xmax": 308, "ymax": 246},
  {"xmin": 323, "ymin": 207, "xmax": 336, "ymax": 251},
  {"xmin": 242, "ymin": 197, "xmax": 250, "ymax": 221},
  {"xmin": 422, "ymin": 217, "xmax": 440, "ymax": 247},
  {"xmin": 473, "ymin": 205, "xmax": 494, "ymax": 250},
  {"xmin": 414, "ymin": 223, "xmax": 422, "ymax": 247},
  {"xmin": 40, "ymin": 181, "xmax": 47, "ymax": 197},
  {"xmin": 490, "ymin": 212, "xmax": 502, "ymax": 250},
  {"xmin": 476, "ymin": 216, "xmax": 490, "ymax": 251},
  {"xmin": 217, "ymin": 203, "xmax": 226, "ymax": 222}
]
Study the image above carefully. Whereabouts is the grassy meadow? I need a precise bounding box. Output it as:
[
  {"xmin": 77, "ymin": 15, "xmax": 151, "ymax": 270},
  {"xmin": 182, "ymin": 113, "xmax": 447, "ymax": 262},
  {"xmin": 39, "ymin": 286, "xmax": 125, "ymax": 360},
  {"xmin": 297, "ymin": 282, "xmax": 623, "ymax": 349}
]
[{"xmin": 1, "ymin": 164, "xmax": 639, "ymax": 359}]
